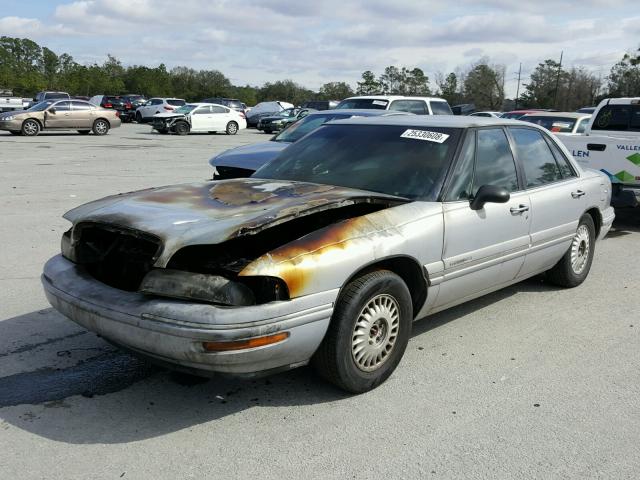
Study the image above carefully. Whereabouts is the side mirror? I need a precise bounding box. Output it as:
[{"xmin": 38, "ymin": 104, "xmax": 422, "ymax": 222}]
[
  {"xmin": 469, "ymin": 185, "xmax": 510, "ymax": 210},
  {"xmin": 48, "ymin": 107, "xmax": 56, "ymax": 114}
]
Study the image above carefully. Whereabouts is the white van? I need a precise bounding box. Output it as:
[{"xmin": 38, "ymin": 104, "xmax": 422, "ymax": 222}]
[{"xmin": 335, "ymin": 95, "xmax": 452, "ymax": 115}]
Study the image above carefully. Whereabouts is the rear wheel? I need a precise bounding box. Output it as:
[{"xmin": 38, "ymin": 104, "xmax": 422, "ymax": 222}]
[
  {"xmin": 546, "ymin": 214, "xmax": 595, "ymax": 288},
  {"xmin": 313, "ymin": 270, "xmax": 412, "ymax": 393},
  {"xmin": 174, "ymin": 121, "xmax": 189, "ymax": 135},
  {"xmin": 136, "ymin": 112, "xmax": 143, "ymax": 123},
  {"xmin": 21, "ymin": 119, "xmax": 40, "ymax": 137},
  {"xmin": 226, "ymin": 121, "xmax": 239, "ymax": 135},
  {"xmin": 92, "ymin": 119, "xmax": 109, "ymax": 135}
]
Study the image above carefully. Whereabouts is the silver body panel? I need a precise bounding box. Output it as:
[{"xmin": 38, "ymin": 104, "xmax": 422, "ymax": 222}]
[{"xmin": 43, "ymin": 117, "xmax": 615, "ymax": 376}]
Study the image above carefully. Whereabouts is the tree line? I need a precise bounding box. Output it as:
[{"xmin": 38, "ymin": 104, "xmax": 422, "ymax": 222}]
[{"xmin": 1, "ymin": 36, "xmax": 638, "ymax": 110}]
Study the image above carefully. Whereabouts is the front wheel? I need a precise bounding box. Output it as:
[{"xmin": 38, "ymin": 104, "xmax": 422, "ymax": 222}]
[
  {"xmin": 92, "ymin": 119, "xmax": 110, "ymax": 135},
  {"xmin": 174, "ymin": 122, "xmax": 189, "ymax": 135},
  {"xmin": 546, "ymin": 213, "xmax": 596, "ymax": 288},
  {"xmin": 136, "ymin": 112, "xmax": 143, "ymax": 123},
  {"xmin": 313, "ymin": 270, "xmax": 413, "ymax": 393},
  {"xmin": 226, "ymin": 121, "xmax": 238, "ymax": 135},
  {"xmin": 21, "ymin": 119, "xmax": 40, "ymax": 136}
]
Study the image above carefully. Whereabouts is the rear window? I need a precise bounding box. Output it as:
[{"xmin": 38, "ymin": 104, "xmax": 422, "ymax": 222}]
[
  {"xmin": 336, "ymin": 98, "xmax": 388, "ymax": 110},
  {"xmin": 167, "ymin": 99, "xmax": 186, "ymax": 106},
  {"xmin": 227, "ymin": 100, "xmax": 243, "ymax": 109},
  {"xmin": 592, "ymin": 105, "xmax": 640, "ymax": 132},
  {"xmin": 430, "ymin": 101, "xmax": 453, "ymax": 115},
  {"xmin": 45, "ymin": 92, "xmax": 69, "ymax": 100},
  {"xmin": 389, "ymin": 100, "xmax": 427, "ymax": 115},
  {"xmin": 521, "ymin": 116, "xmax": 577, "ymax": 133}
]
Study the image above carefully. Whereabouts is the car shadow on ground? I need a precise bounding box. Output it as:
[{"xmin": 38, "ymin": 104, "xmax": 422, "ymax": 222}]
[{"xmin": 0, "ymin": 274, "xmax": 560, "ymax": 445}]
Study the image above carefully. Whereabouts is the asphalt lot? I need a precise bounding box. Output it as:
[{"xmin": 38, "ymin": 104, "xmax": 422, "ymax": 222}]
[{"xmin": 1, "ymin": 123, "xmax": 639, "ymax": 479}]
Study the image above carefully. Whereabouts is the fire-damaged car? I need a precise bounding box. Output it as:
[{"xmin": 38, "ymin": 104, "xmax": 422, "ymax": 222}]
[{"xmin": 42, "ymin": 116, "xmax": 614, "ymax": 393}]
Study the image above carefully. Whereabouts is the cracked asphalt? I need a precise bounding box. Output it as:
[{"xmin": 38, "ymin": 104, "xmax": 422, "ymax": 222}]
[{"xmin": 1, "ymin": 124, "xmax": 639, "ymax": 479}]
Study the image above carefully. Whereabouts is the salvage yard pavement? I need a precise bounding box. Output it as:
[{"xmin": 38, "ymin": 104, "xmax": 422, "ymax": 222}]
[{"xmin": 1, "ymin": 124, "xmax": 639, "ymax": 479}]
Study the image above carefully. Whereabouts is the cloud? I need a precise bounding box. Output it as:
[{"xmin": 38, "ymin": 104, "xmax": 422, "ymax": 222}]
[{"xmin": 0, "ymin": 16, "xmax": 75, "ymax": 36}]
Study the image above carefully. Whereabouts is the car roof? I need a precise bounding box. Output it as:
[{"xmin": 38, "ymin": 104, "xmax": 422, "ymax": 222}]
[
  {"xmin": 342, "ymin": 95, "xmax": 448, "ymax": 102},
  {"xmin": 306, "ymin": 108, "xmax": 405, "ymax": 117},
  {"xmin": 326, "ymin": 115, "xmax": 541, "ymax": 129},
  {"xmin": 521, "ymin": 112, "xmax": 591, "ymax": 119},
  {"xmin": 187, "ymin": 102, "xmax": 227, "ymax": 107}
]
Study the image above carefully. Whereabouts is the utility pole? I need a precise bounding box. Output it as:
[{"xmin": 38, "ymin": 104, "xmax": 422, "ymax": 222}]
[
  {"xmin": 515, "ymin": 62, "xmax": 522, "ymax": 110},
  {"xmin": 553, "ymin": 51, "xmax": 563, "ymax": 109}
]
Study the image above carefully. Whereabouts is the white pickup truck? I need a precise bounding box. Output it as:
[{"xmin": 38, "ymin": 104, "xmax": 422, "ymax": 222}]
[
  {"xmin": 558, "ymin": 97, "xmax": 640, "ymax": 208},
  {"xmin": 0, "ymin": 90, "xmax": 24, "ymax": 113}
]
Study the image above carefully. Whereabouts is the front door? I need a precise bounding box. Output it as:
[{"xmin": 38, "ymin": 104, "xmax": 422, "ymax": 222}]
[
  {"xmin": 190, "ymin": 106, "xmax": 213, "ymax": 131},
  {"xmin": 436, "ymin": 128, "xmax": 531, "ymax": 309},
  {"xmin": 44, "ymin": 101, "xmax": 74, "ymax": 129}
]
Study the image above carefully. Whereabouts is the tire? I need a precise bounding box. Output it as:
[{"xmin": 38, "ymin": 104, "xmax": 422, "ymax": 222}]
[
  {"xmin": 264, "ymin": 128, "xmax": 272, "ymax": 134},
  {"xmin": 92, "ymin": 119, "xmax": 110, "ymax": 135},
  {"xmin": 313, "ymin": 270, "xmax": 413, "ymax": 393},
  {"xmin": 174, "ymin": 122, "xmax": 189, "ymax": 135},
  {"xmin": 77, "ymin": 130, "xmax": 90, "ymax": 135},
  {"xmin": 136, "ymin": 112, "xmax": 143, "ymax": 123},
  {"xmin": 546, "ymin": 213, "xmax": 596, "ymax": 288},
  {"xmin": 226, "ymin": 121, "xmax": 238, "ymax": 135},
  {"xmin": 21, "ymin": 119, "xmax": 40, "ymax": 137}
]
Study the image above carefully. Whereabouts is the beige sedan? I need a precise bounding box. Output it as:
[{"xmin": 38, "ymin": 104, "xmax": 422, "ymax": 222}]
[{"xmin": 0, "ymin": 99, "xmax": 121, "ymax": 136}]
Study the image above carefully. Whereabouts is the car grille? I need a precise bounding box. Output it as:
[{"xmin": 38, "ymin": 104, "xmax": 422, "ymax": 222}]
[{"xmin": 73, "ymin": 223, "xmax": 162, "ymax": 291}]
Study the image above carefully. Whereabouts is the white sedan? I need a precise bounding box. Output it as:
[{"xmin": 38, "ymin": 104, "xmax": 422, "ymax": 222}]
[{"xmin": 151, "ymin": 103, "xmax": 247, "ymax": 135}]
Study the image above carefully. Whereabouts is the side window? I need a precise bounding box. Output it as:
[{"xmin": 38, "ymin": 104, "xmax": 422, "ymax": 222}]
[
  {"xmin": 510, "ymin": 128, "xmax": 562, "ymax": 187},
  {"xmin": 53, "ymin": 101, "xmax": 71, "ymax": 111},
  {"xmin": 430, "ymin": 101, "xmax": 453, "ymax": 115},
  {"xmin": 211, "ymin": 106, "xmax": 227, "ymax": 114},
  {"xmin": 544, "ymin": 136, "xmax": 577, "ymax": 178},
  {"xmin": 71, "ymin": 101, "xmax": 91, "ymax": 111},
  {"xmin": 445, "ymin": 131, "xmax": 475, "ymax": 201},
  {"xmin": 388, "ymin": 100, "xmax": 427, "ymax": 115},
  {"xmin": 194, "ymin": 107, "xmax": 210, "ymax": 114},
  {"xmin": 151, "ymin": 99, "xmax": 162, "ymax": 105},
  {"xmin": 592, "ymin": 105, "xmax": 630, "ymax": 131},
  {"xmin": 576, "ymin": 118, "xmax": 589, "ymax": 134},
  {"xmin": 630, "ymin": 106, "xmax": 640, "ymax": 131},
  {"xmin": 473, "ymin": 128, "xmax": 519, "ymax": 194}
]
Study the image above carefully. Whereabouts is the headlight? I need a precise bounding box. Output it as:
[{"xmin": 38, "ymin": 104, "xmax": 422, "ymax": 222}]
[{"xmin": 2, "ymin": 115, "xmax": 15, "ymax": 121}]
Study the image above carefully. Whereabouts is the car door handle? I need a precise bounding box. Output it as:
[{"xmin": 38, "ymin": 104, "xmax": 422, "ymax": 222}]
[
  {"xmin": 510, "ymin": 204, "xmax": 529, "ymax": 214},
  {"xmin": 571, "ymin": 190, "xmax": 585, "ymax": 198},
  {"xmin": 587, "ymin": 143, "xmax": 606, "ymax": 151}
]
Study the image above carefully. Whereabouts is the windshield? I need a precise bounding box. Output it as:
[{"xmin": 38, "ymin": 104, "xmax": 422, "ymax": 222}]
[
  {"xmin": 167, "ymin": 99, "xmax": 186, "ymax": 106},
  {"xmin": 174, "ymin": 104, "xmax": 198, "ymax": 114},
  {"xmin": 45, "ymin": 93, "xmax": 68, "ymax": 100},
  {"xmin": 255, "ymin": 124, "xmax": 461, "ymax": 200},
  {"xmin": 501, "ymin": 112, "xmax": 527, "ymax": 119},
  {"xmin": 278, "ymin": 108, "xmax": 298, "ymax": 118},
  {"xmin": 521, "ymin": 116, "xmax": 577, "ymax": 133},
  {"xmin": 336, "ymin": 99, "xmax": 389, "ymax": 110},
  {"xmin": 273, "ymin": 113, "xmax": 354, "ymax": 143},
  {"xmin": 27, "ymin": 100, "xmax": 55, "ymax": 112}
]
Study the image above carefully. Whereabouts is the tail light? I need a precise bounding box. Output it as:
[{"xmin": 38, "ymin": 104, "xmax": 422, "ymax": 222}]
[
  {"xmin": 115, "ymin": 111, "xmax": 120, "ymax": 118},
  {"xmin": 104, "ymin": 103, "xmax": 113, "ymax": 108},
  {"xmin": 164, "ymin": 105, "xmax": 174, "ymax": 111},
  {"xmin": 125, "ymin": 102, "xmax": 132, "ymax": 109},
  {"xmin": 239, "ymin": 112, "xmax": 246, "ymax": 119}
]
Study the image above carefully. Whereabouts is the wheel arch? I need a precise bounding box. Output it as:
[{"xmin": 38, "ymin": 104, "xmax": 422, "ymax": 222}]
[
  {"xmin": 23, "ymin": 117, "xmax": 43, "ymax": 129},
  {"xmin": 584, "ymin": 207, "xmax": 602, "ymax": 238},
  {"xmin": 94, "ymin": 117, "xmax": 111, "ymax": 127},
  {"xmin": 338, "ymin": 255, "xmax": 428, "ymax": 319}
]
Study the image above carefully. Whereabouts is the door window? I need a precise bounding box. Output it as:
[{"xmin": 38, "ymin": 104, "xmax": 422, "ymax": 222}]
[
  {"xmin": 576, "ymin": 118, "xmax": 589, "ymax": 133},
  {"xmin": 430, "ymin": 101, "xmax": 453, "ymax": 115},
  {"xmin": 544, "ymin": 137, "xmax": 577, "ymax": 178},
  {"xmin": 194, "ymin": 106, "xmax": 211, "ymax": 114},
  {"xmin": 509, "ymin": 128, "xmax": 562, "ymax": 187},
  {"xmin": 445, "ymin": 131, "xmax": 476, "ymax": 201},
  {"xmin": 71, "ymin": 101, "xmax": 91, "ymax": 110},
  {"xmin": 52, "ymin": 101, "xmax": 71, "ymax": 111},
  {"xmin": 473, "ymin": 128, "xmax": 519, "ymax": 194},
  {"xmin": 211, "ymin": 106, "xmax": 227, "ymax": 114}
]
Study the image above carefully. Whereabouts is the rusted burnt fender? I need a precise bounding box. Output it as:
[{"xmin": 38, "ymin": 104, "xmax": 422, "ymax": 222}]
[
  {"xmin": 239, "ymin": 201, "xmax": 444, "ymax": 299},
  {"xmin": 62, "ymin": 178, "xmax": 406, "ymax": 267}
]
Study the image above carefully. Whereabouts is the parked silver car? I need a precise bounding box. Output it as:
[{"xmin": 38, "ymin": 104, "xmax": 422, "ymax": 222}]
[{"xmin": 42, "ymin": 116, "xmax": 614, "ymax": 393}]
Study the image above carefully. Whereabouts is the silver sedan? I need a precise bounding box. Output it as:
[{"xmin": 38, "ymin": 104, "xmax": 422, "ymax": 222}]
[{"xmin": 42, "ymin": 116, "xmax": 614, "ymax": 393}]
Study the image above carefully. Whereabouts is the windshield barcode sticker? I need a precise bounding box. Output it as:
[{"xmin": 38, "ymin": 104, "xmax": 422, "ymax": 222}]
[
  {"xmin": 400, "ymin": 129, "xmax": 449, "ymax": 143},
  {"xmin": 372, "ymin": 100, "xmax": 388, "ymax": 106}
]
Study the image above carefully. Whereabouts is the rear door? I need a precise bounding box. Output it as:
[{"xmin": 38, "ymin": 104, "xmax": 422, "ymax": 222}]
[
  {"xmin": 509, "ymin": 127, "xmax": 586, "ymax": 276},
  {"xmin": 210, "ymin": 105, "xmax": 230, "ymax": 130},
  {"xmin": 190, "ymin": 106, "xmax": 213, "ymax": 131},
  {"xmin": 70, "ymin": 101, "xmax": 94, "ymax": 128},
  {"xmin": 437, "ymin": 128, "xmax": 531, "ymax": 309}
]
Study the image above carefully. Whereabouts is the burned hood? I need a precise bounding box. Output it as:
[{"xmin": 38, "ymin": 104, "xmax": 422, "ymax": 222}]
[{"xmin": 63, "ymin": 178, "xmax": 405, "ymax": 267}]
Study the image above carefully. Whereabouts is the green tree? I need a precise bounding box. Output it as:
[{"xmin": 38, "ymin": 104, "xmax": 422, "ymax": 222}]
[
  {"xmin": 356, "ymin": 70, "xmax": 380, "ymax": 94},
  {"xmin": 258, "ymin": 79, "xmax": 313, "ymax": 105},
  {"xmin": 463, "ymin": 61, "xmax": 505, "ymax": 110},
  {"xmin": 520, "ymin": 59, "xmax": 567, "ymax": 109},
  {"xmin": 318, "ymin": 81, "xmax": 353, "ymax": 100},
  {"xmin": 436, "ymin": 72, "xmax": 459, "ymax": 104},
  {"xmin": 607, "ymin": 47, "xmax": 640, "ymax": 97}
]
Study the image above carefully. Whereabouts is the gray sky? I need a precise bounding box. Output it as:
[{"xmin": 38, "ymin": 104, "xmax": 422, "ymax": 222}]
[{"xmin": 1, "ymin": 0, "xmax": 638, "ymax": 96}]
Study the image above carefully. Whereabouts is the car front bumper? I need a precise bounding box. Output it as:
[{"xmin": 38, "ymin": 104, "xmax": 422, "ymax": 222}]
[{"xmin": 42, "ymin": 255, "xmax": 336, "ymax": 376}]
